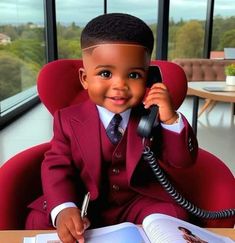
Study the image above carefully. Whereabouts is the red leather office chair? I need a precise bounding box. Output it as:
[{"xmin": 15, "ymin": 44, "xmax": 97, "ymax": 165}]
[{"xmin": 0, "ymin": 59, "xmax": 234, "ymax": 229}]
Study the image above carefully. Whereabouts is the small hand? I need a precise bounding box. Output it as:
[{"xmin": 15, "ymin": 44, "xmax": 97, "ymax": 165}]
[
  {"xmin": 143, "ymin": 83, "xmax": 178, "ymax": 124},
  {"xmin": 56, "ymin": 207, "xmax": 90, "ymax": 243}
]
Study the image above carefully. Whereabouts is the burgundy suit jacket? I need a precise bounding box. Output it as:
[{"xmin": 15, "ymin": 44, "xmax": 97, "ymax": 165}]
[{"xmin": 30, "ymin": 99, "xmax": 198, "ymax": 217}]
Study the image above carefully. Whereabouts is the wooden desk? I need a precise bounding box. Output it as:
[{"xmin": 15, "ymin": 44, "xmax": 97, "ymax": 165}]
[
  {"xmin": 0, "ymin": 229, "xmax": 235, "ymax": 243},
  {"xmin": 0, "ymin": 230, "xmax": 55, "ymax": 243},
  {"xmin": 187, "ymin": 81, "xmax": 235, "ymax": 135}
]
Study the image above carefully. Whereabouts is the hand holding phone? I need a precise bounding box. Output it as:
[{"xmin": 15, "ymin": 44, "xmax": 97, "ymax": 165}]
[{"xmin": 137, "ymin": 66, "xmax": 162, "ymax": 138}]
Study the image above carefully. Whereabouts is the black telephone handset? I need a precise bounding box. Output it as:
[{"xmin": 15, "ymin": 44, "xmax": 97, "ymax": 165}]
[{"xmin": 137, "ymin": 65, "xmax": 162, "ymax": 138}]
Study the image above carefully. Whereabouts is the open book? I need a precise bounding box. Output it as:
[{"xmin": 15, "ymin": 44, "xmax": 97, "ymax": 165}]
[{"xmin": 23, "ymin": 213, "xmax": 234, "ymax": 243}]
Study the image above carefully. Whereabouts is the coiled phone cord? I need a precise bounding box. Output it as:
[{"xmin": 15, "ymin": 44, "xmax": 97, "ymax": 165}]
[{"xmin": 142, "ymin": 145, "xmax": 235, "ymax": 219}]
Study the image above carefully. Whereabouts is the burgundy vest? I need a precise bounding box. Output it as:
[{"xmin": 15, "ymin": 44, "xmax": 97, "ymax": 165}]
[{"xmin": 100, "ymin": 122, "xmax": 137, "ymax": 206}]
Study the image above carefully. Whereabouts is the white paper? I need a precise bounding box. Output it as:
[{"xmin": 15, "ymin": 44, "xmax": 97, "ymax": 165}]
[
  {"xmin": 23, "ymin": 237, "xmax": 36, "ymax": 243},
  {"xmin": 143, "ymin": 214, "xmax": 234, "ymax": 243}
]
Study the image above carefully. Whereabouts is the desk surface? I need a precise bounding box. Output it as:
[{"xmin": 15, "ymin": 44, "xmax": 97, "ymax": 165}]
[
  {"xmin": 188, "ymin": 81, "xmax": 235, "ymax": 103},
  {"xmin": 0, "ymin": 229, "xmax": 235, "ymax": 243},
  {"xmin": 0, "ymin": 230, "xmax": 54, "ymax": 243}
]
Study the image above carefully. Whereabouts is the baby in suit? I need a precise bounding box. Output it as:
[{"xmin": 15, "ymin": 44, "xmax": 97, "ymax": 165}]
[{"xmin": 25, "ymin": 13, "xmax": 198, "ymax": 243}]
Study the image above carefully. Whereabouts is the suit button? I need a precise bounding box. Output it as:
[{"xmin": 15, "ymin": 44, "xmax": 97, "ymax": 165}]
[
  {"xmin": 112, "ymin": 168, "xmax": 120, "ymax": 174},
  {"xmin": 43, "ymin": 201, "xmax": 47, "ymax": 210},
  {"xmin": 112, "ymin": 184, "xmax": 120, "ymax": 191},
  {"xmin": 114, "ymin": 152, "xmax": 122, "ymax": 159}
]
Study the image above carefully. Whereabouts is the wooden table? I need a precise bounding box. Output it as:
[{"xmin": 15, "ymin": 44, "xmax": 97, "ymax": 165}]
[
  {"xmin": 0, "ymin": 230, "xmax": 55, "ymax": 243},
  {"xmin": 187, "ymin": 81, "xmax": 235, "ymax": 135},
  {"xmin": 0, "ymin": 229, "xmax": 235, "ymax": 242}
]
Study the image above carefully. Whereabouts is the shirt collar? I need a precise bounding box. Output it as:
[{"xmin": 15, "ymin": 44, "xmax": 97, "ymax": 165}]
[{"xmin": 96, "ymin": 105, "xmax": 131, "ymax": 130}]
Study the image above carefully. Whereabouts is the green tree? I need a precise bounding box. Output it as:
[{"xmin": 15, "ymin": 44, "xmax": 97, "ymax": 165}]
[
  {"xmin": 21, "ymin": 27, "xmax": 45, "ymax": 41},
  {"xmin": 173, "ymin": 21, "xmax": 204, "ymax": 59},
  {"xmin": 219, "ymin": 29, "xmax": 235, "ymax": 49},
  {"xmin": 0, "ymin": 23, "xmax": 46, "ymax": 102},
  {"xmin": 0, "ymin": 53, "xmax": 37, "ymax": 101},
  {"xmin": 57, "ymin": 22, "xmax": 82, "ymax": 40},
  {"xmin": 0, "ymin": 24, "xmax": 18, "ymax": 41},
  {"xmin": 7, "ymin": 39, "xmax": 45, "ymax": 67},
  {"xmin": 58, "ymin": 38, "xmax": 81, "ymax": 59},
  {"xmin": 212, "ymin": 16, "xmax": 235, "ymax": 50}
]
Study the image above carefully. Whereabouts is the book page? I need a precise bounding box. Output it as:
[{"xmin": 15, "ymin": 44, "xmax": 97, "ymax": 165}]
[
  {"xmin": 35, "ymin": 233, "xmax": 60, "ymax": 243},
  {"xmin": 84, "ymin": 222, "xmax": 150, "ymax": 243},
  {"xmin": 30, "ymin": 222, "xmax": 150, "ymax": 243},
  {"xmin": 23, "ymin": 237, "xmax": 36, "ymax": 243},
  {"xmin": 142, "ymin": 214, "xmax": 234, "ymax": 243}
]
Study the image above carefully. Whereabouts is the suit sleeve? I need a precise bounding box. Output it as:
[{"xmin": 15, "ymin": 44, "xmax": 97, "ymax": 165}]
[{"xmin": 157, "ymin": 113, "xmax": 198, "ymax": 168}]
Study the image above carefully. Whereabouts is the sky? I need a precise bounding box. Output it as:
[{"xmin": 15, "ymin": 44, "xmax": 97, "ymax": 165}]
[{"xmin": 0, "ymin": 0, "xmax": 235, "ymax": 26}]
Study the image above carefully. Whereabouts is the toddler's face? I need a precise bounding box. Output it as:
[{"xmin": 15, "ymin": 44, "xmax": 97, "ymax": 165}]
[{"xmin": 80, "ymin": 43, "xmax": 151, "ymax": 113}]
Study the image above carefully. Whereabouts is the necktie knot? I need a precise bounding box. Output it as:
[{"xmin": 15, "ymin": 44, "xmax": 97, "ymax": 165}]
[
  {"xmin": 110, "ymin": 114, "xmax": 122, "ymax": 126},
  {"xmin": 106, "ymin": 114, "xmax": 123, "ymax": 144}
]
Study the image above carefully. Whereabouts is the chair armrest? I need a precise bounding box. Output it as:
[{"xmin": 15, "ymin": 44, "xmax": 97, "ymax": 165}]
[
  {"xmin": 161, "ymin": 148, "xmax": 235, "ymax": 227},
  {"xmin": 0, "ymin": 143, "xmax": 51, "ymax": 229}
]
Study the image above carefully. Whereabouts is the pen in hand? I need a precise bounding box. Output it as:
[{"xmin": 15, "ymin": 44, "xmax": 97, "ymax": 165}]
[
  {"xmin": 76, "ymin": 193, "xmax": 90, "ymax": 243},
  {"xmin": 81, "ymin": 192, "xmax": 90, "ymax": 219}
]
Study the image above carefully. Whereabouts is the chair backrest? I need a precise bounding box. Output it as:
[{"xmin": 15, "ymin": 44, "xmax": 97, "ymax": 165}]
[
  {"xmin": 37, "ymin": 59, "xmax": 188, "ymax": 115},
  {"xmin": 37, "ymin": 59, "xmax": 87, "ymax": 115}
]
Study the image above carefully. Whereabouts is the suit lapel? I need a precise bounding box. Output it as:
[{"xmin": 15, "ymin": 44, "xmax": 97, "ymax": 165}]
[
  {"xmin": 126, "ymin": 107, "xmax": 145, "ymax": 183},
  {"xmin": 69, "ymin": 100, "xmax": 102, "ymax": 189}
]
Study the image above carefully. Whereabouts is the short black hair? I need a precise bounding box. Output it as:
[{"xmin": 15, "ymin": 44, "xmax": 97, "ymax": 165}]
[{"xmin": 81, "ymin": 13, "xmax": 154, "ymax": 54}]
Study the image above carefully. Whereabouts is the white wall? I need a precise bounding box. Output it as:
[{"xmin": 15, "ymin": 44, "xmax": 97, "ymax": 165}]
[{"xmin": 0, "ymin": 104, "xmax": 52, "ymax": 165}]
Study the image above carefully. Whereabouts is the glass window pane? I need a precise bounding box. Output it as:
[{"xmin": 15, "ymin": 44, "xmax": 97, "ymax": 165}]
[
  {"xmin": 56, "ymin": 0, "xmax": 103, "ymax": 59},
  {"xmin": 0, "ymin": 0, "xmax": 46, "ymax": 104},
  {"xmin": 107, "ymin": 0, "xmax": 158, "ymax": 59},
  {"xmin": 211, "ymin": 0, "xmax": 235, "ymax": 59},
  {"xmin": 168, "ymin": 0, "xmax": 207, "ymax": 60}
]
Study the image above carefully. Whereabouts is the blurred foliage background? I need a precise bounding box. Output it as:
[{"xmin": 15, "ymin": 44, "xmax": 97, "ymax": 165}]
[{"xmin": 0, "ymin": 16, "xmax": 235, "ymax": 101}]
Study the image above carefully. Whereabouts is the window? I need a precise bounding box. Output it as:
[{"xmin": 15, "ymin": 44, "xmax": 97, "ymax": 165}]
[
  {"xmin": 0, "ymin": 0, "xmax": 46, "ymax": 127},
  {"xmin": 107, "ymin": 0, "xmax": 158, "ymax": 59},
  {"xmin": 211, "ymin": 0, "xmax": 235, "ymax": 58},
  {"xmin": 168, "ymin": 0, "xmax": 207, "ymax": 60},
  {"xmin": 56, "ymin": 0, "xmax": 158, "ymax": 60},
  {"xmin": 56, "ymin": 0, "xmax": 103, "ymax": 59}
]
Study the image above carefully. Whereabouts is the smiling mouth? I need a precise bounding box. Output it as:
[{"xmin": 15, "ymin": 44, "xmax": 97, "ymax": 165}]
[
  {"xmin": 108, "ymin": 96, "xmax": 129, "ymax": 104},
  {"xmin": 111, "ymin": 97, "xmax": 126, "ymax": 100}
]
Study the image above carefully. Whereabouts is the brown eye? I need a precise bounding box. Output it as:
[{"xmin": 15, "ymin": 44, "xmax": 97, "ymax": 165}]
[
  {"xmin": 129, "ymin": 72, "xmax": 142, "ymax": 79},
  {"xmin": 99, "ymin": 70, "xmax": 112, "ymax": 78}
]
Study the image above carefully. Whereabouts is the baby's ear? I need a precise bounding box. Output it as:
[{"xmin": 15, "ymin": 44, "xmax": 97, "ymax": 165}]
[{"xmin": 79, "ymin": 68, "xmax": 88, "ymax": 89}]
